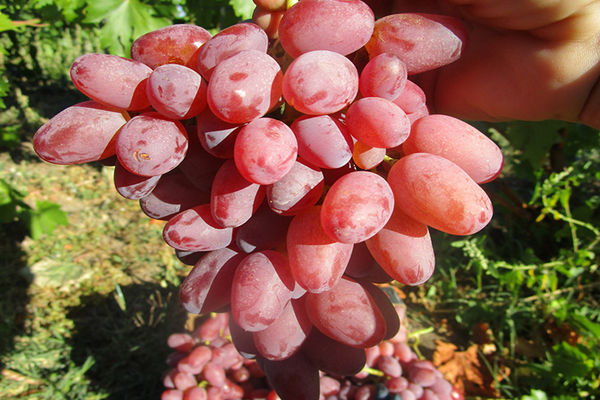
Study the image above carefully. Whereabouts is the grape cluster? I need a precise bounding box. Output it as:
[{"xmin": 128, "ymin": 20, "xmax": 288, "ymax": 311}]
[
  {"xmin": 32, "ymin": 0, "xmax": 503, "ymax": 398},
  {"xmin": 162, "ymin": 311, "xmax": 464, "ymax": 400}
]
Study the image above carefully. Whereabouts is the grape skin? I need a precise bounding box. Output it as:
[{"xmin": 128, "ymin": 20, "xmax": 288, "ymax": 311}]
[
  {"xmin": 321, "ymin": 171, "xmax": 395, "ymax": 244},
  {"xmin": 278, "ymin": 0, "xmax": 375, "ymax": 58},
  {"xmin": 70, "ymin": 53, "xmax": 153, "ymax": 110},
  {"xmin": 387, "ymin": 153, "xmax": 494, "ymax": 236},
  {"xmin": 282, "ymin": 50, "xmax": 359, "ymax": 115},
  {"xmin": 33, "ymin": 101, "xmax": 128, "ymax": 165}
]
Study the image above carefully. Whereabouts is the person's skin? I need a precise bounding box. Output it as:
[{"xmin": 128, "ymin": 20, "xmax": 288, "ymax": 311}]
[{"xmin": 385, "ymin": 0, "xmax": 600, "ymax": 130}]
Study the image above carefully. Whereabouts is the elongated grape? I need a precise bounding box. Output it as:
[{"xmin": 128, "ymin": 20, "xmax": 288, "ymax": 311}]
[
  {"xmin": 131, "ymin": 24, "xmax": 212, "ymax": 70},
  {"xmin": 359, "ymin": 280, "xmax": 400, "ymax": 341},
  {"xmin": 402, "ymin": 114, "xmax": 504, "ymax": 184},
  {"xmin": 305, "ymin": 276, "xmax": 386, "ymax": 348},
  {"xmin": 177, "ymin": 127, "xmax": 225, "ymax": 193},
  {"xmin": 197, "ymin": 22, "xmax": 268, "ymax": 80},
  {"xmin": 278, "ymin": 0, "xmax": 375, "ymax": 58},
  {"xmin": 253, "ymin": 298, "xmax": 312, "ymax": 360},
  {"xmin": 387, "ymin": 153, "xmax": 493, "ymax": 235},
  {"xmin": 282, "ymin": 50, "xmax": 358, "ymax": 115},
  {"xmin": 116, "ymin": 112, "xmax": 188, "ymax": 177},
  {"xmin": 234, "ymin": 118, "xmax": 298, "ymax": 185},
  {"xmin": 392, "ymin": 79, "xmax": 426, "ymax": 114},
  {"xmin": 359, "ymin": 53, "xmax": 408, "ymax": 100},
  {"xmin": 287, "ymin": 206, "xmax": 353, "ymax": 293},
  {"xmin": 70, "ymin": 53, "xmax": 152, "ymax": 110},
  {"xmin": 179, "ymin": 247, "xmax": 246, "ymax": 314},
  {"xmin": 196, "ymin": 107, "xmax": 245, "ymax": 159},
  {"xmin": 365, "ymin": 13, "xmax": 466, "ymax": 75},
  {"xmin": 352, "ymin": 140, "xmax": 386, "ymax": 170},
  {"xmin": 321, "ymin": 171, "xmax": 394, "ymax": 244},
  {"xmin": 210, "ymin": 159, "xmax": 265, "ymax": 228},
  {"xmin": 207, "ymin": 50, "xmax": 283, "ymax": 124},
  {"xmin": 147, "ymin": 64, "xmax": 208, "ymax": 120},
  {"xmin": 263, "ymin": 351, "xmax": 320, "ymax": 400},
  {"xmin": 345, "ymin": 97, "xmax": 410, "ymax": 148},
  {"xmin": 366, "ymin": 206, "xmax": 435, "ymax": 286},
  {"xmin": 33, "ymin": 101, "xmax": 128, "ymax": 165},
  {"xmin": 231, "ymin": 250, "xmax": 295, "ymax": 331},
  {"xmin": 235, "ymin": 202, "xmax": 292, "ymax": 253},
  {"xmin": 301, "ymin": 326, "xmax": 367, "ymax": 376},
  {"xmin": 291, "ymin": 115, "xmax": 353, "ymax": 169},
  {"xmin": 266, "ymin": 158, "xmax": 324, "ymax": 216},
  {"xmin": 344, "ymin": 241, "xmax": 378, "ymax": 279},
  {"xmin": 163, "ymin": 204, "xmax": 233, "ymax": 252},
  {"xmin": 114, "ymin": 160, "xmax": 161, "ymax": 200},
  {"xmin": 139, "ymin": 171, "xmax": 210, "ymax": 221}
]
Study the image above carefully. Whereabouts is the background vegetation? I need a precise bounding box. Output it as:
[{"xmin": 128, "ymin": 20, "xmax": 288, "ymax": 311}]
[{"xmin": 1, "ymin": 1, "xmax": 598, "ymax": 399}]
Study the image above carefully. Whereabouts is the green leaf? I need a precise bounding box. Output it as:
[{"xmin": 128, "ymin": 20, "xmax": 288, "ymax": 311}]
[
  {"xmin": 0, "ymin": 6, "xmax": 15, "ymax": 32},
  {"xmin": 505, "ymin": 120, "xmax": 566, "ymax": 170},
  {"xmin": 569, "ymin": 313, "xmax": 600, "ymax": 340},
  {"xmin": 20, "ymin": 259, "xmax": 91, "ymax": 289},
  {"xmin": 83, "ymin": 0, "xmax": 171, "ymax": 56},
  {"xmin": 229, "ymin": 0, "xmax": 255, "ymax": 20},
  {"xmin": 521, "ymin": 389, "xmax": 548, "ymax": 400},
  {"xmin": 29, "ymin": 200, "xmax": 69, "ymax": 239}
]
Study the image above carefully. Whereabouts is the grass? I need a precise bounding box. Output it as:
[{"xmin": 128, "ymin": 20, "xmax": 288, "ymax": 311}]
[{"xmin": 0, "ymin": 148, "xmax": 191, "ymax": 399}]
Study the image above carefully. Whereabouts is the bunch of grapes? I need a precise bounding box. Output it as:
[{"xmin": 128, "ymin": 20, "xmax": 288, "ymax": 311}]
[
  {"xmin": 162, "ymin": 310, "xmax": 463, "ymax": 400},
  {"xmin": 32, "ymin": 0, "xmax": 503, "ymax": 398}
]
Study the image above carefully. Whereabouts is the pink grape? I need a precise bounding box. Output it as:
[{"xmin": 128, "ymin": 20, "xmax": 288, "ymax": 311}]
[
  {"xmin": 70, "ymin": 53, "xmax": 152, "ymax": 110},
  {"xmin": 352, "ymin": 141, "xmax": 386, "ymax": 170},
  {"xmin": 183, "ymin": 386, "xmax": 208, "ymax": 400},
  {"xmin": 211, "ymin": 343, "xmax": 243, "ymax": 370},
  {"xmin": 320, "ymin": 376, "xmax": 341, "ymax": 396},
  {"xmin": 282, "ymin": 50, "xmax": 358, "ymax": 115},
  {"xmin": 197, "ymin": 313, "xmax": 229, "ymax": 342},
  {"xmin": 116, "ymin": 112, "xmax": 188, "ymax": 177},
  {"xmin": 163, "ymin": 204, "xmax": 234, "ymax": 252},
  {"xmin": 290, "ymin": 114, "xmax": 353, "ymax": 169},
  {"xmin": 139, "ymin": 171, "xmax": 210, "ymax": 221},
  {"xmin": 266, "ymin": 158, "xmax": 325, "ymax": 216},
  {"xmin": 234, "ymin": 118, "xmax": 298, "ymax": 185},
  {"xmin": 253, "ymin": 298, "xmax": 312, "ymax": 360},
  {"xmin": 252, "ymin": 8, "xmax": 285, "ymax": 39},
  {"xmin": 33, "ymin": 101, "xmax": 128, "ymax": 165},
  {"xmin": 321, "ymin": 171, "xmax": 394, "ymax": 244},
  {"xmin": 231, "ymin": 250, "xmax": 295, "ymax": 331},
  {"xmin": 197, "ymin": 22, "xmax": 268, "ymax": 80},
  {"xmin": 147, "ymin": 64, "xmax": 208, "ymax": 120},
  {"xmin": 359, "ymin": 53, "xmax": 408, "ymax": 100},
  {"xmin": 365, "ymin": 13, "xmax": 466, "ymax": 75},
  {"xmin": 378, "ymin": 356, "xmax": 402, "ymax": 378},
  {"xmin": 178, "ymin": 345, "xmax": 212, "ymax": 375},
  {"xmin": 365, "ymin": 345, "xmax": 381, "ymax": 367},
  {"xmin": 179, "ymin": 247, "xmax": 246, "ymax": 314},
  {"xmin": 162, "ymin": 389, "xmax": 184, "ymax": 400},
  {"xmin": 235, "ymin": 202, "xmax": 292, "ymax": 253},
  {"xmin": 196, "ymin": 107, "xmax": 245, "ymax": 159},
  {"xmin": 386, "ymin": 376, "xmax": 409, "ymax": 393},
  {"xmin": 203, "ymin": 361, "xmax": 227, "ymax": 387},
  {"xmin": 167, "ymin": 333, "xmax": 195, "ymax": 352},
  {"xmin": 345, "ymin": 97, "xmax": 410, "ymax": 148},
  {"xmin": 366, "ymin": 206, "xmax": 435, "ymax": 286},
  {"xmin": 210, "ymin": 159, "xmax": 265, "ymax": 228},
  {"xmin": 305, "ymin": 276, "xmax": 387, "ymax": 348},
  {"xmin": 207, "ymin": 50, "xmax": 282, "ymax": 124},
  {"xmin": 387, "ymin": 153, "xmax": 494, "ymax": 236},
  {"xmin": 131, "ymin": 24, "xmax": 212, "ymax": 70},
  {"xmin": 286, "ymin": 206, "xmax": 353, "ymax": 293},
  {"xmin": 173, "ymin": 371, "xmax": 197, "ymax": 391},
  {"xmin": 392, "ymin": 79, "xmax": 426, "ymax": 114},
  {"xmin": 263, "ymin": 351, "xmax": 320, "ymax": 400},
  {"xmin": 113, "ymin": 161, "xmax": 161, "ymax": 200},
  {"xmin": 403, "ymin": 114, "xmax": 504, "ymax": 184},
  {"xmin": 278, "ymin": 0, "xmax": 374, "ymax": 58},
  {"xmin": 177, "ymin": 127, "xmax": 225, "ymax": 193}
]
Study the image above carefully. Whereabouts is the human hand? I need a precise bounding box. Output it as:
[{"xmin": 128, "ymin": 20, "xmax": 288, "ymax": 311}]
[{"xmin": 379, "ymin": 0, "xmax": 600, "ymax": 130}]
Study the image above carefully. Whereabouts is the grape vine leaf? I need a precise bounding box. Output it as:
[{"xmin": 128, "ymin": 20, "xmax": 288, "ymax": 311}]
[
  {"xmin": 0, "ymin": 6, "xmax": 15, "ymax": 32},
  {"xmin": 29, "ymin": 200, "xmax": 69, "ymax": 240},
  {"xmin": 504, "ymin": 120, "xmax": 566, "ymax": 169},
  {"xmin": 83, "ymin": 0, "xmax": 170, "ymax": 56},
  {"xmin": 229, "ymin": 0, "xmax": 255, "ymax": 20}
]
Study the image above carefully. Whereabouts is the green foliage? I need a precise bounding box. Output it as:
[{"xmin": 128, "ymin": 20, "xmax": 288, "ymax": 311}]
[{"xmin": 0, "ymin": 178, "xmax": 68, "ymax": 239}]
